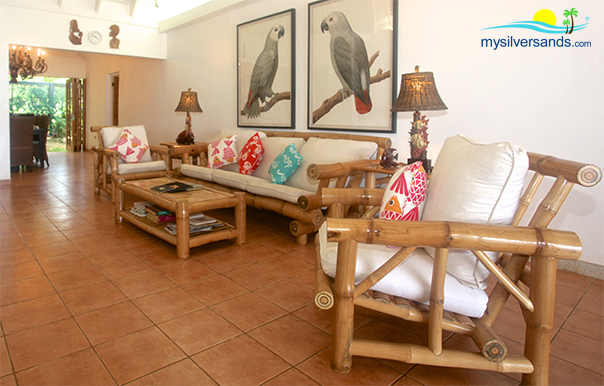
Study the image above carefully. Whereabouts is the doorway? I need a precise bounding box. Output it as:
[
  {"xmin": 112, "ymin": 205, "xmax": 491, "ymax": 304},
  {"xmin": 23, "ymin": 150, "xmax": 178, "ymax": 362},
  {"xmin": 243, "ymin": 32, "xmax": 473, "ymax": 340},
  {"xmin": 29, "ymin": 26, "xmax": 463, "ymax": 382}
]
[
  {"xmin": 66, "ymin": 78, "xmax": 86, "ymax": 152},
  {"xmin": 8, "ymin": 76, "xmax": 69, "ymax": 152},
  {"xmin": 106, "ymin": 73, "xmax": 119, "ymax": 126}
]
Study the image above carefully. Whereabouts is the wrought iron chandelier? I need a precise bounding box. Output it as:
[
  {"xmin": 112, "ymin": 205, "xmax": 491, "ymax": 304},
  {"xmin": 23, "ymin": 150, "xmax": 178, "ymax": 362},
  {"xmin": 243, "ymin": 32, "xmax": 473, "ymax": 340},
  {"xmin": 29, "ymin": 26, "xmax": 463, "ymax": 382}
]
[{"xmin": 9, "ymin": 45, "xmax": 48, "ymax": 83}]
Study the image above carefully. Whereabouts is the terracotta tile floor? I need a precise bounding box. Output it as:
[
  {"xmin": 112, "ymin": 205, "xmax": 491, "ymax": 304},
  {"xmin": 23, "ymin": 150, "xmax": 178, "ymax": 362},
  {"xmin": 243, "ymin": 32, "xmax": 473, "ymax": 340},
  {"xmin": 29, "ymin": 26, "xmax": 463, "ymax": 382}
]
[{"xmin": 1, "ymin": 152, "xmax": 602, "ymax": 385}]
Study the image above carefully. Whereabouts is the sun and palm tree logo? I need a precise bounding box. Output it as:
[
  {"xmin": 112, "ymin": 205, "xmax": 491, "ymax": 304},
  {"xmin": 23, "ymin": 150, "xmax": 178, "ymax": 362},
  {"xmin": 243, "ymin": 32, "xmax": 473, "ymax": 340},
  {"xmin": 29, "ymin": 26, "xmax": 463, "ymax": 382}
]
[
  {"xmin": 563, "ymin": 8, "xmax": 579, "ymax": 34},
  {"xmin": 482, "ymin": 8, "xmax": 588, "ymax": 34}
]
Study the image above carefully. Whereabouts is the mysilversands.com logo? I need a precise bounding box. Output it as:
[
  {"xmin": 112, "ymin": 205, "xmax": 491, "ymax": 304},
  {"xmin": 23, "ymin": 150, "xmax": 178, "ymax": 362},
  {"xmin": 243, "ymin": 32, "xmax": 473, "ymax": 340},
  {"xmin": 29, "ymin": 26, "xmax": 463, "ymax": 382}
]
[{"xmin": 481, "ymin": 8, "xmax": 592, "ymax": 50}]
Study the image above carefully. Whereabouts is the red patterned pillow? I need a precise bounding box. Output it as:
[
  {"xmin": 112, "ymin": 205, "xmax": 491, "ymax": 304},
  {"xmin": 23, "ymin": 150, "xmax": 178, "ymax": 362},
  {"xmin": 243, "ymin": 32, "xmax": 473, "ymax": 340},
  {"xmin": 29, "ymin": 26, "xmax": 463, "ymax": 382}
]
[
  {"xmin": 379, "ymin": 162, "xmax": 427, "ymax": 221},
  {"xmin": 207, "ymin": 135, "xmax": 239, "ymax": 169},
  {"xmin": 108, "ymin": 128, "xmax": 149, "ymax": 163},
  {"xmin": 238, "ymin": 133, "xmax": 265, "ymax": 175}
]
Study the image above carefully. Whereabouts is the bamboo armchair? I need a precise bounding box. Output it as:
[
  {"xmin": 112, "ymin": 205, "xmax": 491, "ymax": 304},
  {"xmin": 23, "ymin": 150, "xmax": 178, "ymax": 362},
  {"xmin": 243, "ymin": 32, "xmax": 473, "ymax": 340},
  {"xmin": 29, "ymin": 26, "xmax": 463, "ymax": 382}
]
[
  {"xmin": 311, "ymin": 151, "xmax": 601, "ymax": 385},
  {"xmin": 90, "ymin": 126, "xmax": 171, "ymax": 202}
]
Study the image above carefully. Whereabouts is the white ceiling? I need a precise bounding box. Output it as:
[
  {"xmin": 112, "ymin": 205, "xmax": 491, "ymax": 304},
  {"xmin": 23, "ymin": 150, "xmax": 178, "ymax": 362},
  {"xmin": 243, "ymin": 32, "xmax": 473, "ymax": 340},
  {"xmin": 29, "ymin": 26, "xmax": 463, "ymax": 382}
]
[{"xmin": 1, "ymin": 0, "xmax": 256, "ymax": 30}]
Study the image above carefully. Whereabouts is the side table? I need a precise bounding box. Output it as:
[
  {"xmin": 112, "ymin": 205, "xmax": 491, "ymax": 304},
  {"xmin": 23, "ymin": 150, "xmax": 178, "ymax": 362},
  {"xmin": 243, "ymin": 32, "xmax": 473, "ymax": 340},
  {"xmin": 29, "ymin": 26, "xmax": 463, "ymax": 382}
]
[{"xmin": 160, "ymin": 142, "xmax": 208, "ymax": 169}]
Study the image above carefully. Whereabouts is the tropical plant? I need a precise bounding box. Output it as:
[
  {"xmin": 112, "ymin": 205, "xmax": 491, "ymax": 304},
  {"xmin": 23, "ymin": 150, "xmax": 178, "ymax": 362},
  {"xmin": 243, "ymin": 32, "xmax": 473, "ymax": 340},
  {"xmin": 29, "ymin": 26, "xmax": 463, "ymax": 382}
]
[
  {"xmin": 563, "ymin": 19, "xmax": 570, "ymax": 34},
  {"xmin": 563, "ymin": 8, "xmax": 578, "ymax": 34},
  {"xmin": 8, "ymin": 77, "xmax": 67, "ymax": 139}
]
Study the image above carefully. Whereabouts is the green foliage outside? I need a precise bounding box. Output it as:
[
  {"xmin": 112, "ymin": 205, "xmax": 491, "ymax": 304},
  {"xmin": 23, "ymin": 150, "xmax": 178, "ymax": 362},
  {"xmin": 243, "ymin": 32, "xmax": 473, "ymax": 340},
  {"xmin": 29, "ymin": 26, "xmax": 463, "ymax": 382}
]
[{"xmin": 9, "ymin": 77, "xmax": 67, "ymax": 140}]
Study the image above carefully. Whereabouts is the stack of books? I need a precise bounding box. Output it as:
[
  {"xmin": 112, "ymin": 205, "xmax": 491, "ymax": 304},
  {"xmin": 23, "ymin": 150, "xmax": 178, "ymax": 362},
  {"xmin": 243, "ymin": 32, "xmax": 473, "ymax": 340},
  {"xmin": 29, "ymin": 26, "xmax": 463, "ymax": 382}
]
[
  {"xmin": 130, "ymin": 201, "xmax": 149, "ymax": 217},
  {"xmin": 145, "ymin": 204, "xmax": 176, "ymax": 223},
  {"xmin": 164, "ymin": 213, "xmax": 221, "ymax": 236}
]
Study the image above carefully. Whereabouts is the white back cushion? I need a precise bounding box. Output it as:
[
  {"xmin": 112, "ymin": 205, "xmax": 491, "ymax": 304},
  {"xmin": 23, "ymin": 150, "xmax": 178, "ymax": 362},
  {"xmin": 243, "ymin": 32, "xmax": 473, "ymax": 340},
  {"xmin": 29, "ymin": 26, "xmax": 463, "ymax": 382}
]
[
  {"xmin": 101, "ymin": 125, "xmax": 153, "ymax": 163},
  {"xmin": 422, "ymin": 135, "xmax": 529, "ymax": 289},
  {"xmin": 285, "ymin": 137, "xmax": 378, "ymax": 193}
]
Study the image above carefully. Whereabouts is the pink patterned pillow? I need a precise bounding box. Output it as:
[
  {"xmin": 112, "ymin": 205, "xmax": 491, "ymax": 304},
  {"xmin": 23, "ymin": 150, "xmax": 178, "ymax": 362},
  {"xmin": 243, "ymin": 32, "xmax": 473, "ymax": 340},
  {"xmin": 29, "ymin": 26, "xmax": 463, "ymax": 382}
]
[
  {"xmin": 207, "ymin": 135, "xmax": 239, "ymax": 169},
  {"xmin": 238, "ymin": 133, "xmax": 265, "ymax": 175},
  {"xmin": 108, "ymin": 128, "xmax": 149, "ymax": 164},
  {"xmin": 379, "ymin": 162, "xmax": 427, "ymax": 221}
]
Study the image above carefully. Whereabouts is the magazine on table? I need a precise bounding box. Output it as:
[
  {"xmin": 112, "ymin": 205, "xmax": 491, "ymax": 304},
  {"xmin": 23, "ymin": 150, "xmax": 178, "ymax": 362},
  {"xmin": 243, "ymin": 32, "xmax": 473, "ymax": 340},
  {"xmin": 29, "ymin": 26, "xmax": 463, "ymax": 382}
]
[{"xmin": 151, "ymin": 181, "xmax": 205, "ymax": 193}]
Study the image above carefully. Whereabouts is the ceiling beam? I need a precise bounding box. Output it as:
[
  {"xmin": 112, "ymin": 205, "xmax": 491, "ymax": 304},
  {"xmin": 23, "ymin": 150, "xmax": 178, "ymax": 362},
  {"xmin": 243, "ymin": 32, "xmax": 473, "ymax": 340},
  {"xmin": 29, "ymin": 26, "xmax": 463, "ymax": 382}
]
[
  {"xmin": 130, "ymin": 0, "xmax": 138, "ymax": 18},
  {"xmin": 95, "ymin": 0, "xmax": 102, "ymax": 13}
]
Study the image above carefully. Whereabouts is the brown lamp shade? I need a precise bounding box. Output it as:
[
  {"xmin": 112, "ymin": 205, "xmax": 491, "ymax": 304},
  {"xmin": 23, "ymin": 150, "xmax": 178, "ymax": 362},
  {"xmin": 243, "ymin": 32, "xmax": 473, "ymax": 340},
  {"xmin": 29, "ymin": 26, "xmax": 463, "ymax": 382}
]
[
  {"xmin": 392, "ymin": 67, "xmax": 447, "ymax": 112},
  {"xmin": 175, "ymin": 88, "xmax": 203, "ymax": 113}
]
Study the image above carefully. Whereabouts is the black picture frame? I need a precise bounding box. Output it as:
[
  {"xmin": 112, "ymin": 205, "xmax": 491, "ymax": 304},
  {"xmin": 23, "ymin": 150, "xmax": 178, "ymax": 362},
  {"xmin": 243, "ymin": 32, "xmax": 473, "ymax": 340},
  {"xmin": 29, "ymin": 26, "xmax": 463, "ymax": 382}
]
[
  {"xmin": 308, "ymin": 0, "xmax": 398, "ymax": 133},
  {"xmin": 237, "ymin": 9, "xmax": 295, "ymax": 129}
]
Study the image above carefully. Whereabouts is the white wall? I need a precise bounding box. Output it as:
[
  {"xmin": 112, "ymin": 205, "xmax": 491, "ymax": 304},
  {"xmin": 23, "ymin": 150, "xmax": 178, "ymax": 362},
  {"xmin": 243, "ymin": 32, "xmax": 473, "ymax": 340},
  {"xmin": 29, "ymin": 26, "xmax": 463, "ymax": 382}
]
[{"xmin": 149, "ymin": 0, "xmax": 603, "ymax": 267}]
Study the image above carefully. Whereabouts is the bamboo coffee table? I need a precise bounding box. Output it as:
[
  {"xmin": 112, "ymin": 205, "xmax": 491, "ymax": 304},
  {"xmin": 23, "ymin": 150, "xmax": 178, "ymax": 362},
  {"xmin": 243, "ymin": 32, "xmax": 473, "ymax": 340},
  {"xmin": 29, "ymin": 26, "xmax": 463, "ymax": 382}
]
[{"xmin": 115, "ymin": 177, "xmax": 245, "ymax": 260}]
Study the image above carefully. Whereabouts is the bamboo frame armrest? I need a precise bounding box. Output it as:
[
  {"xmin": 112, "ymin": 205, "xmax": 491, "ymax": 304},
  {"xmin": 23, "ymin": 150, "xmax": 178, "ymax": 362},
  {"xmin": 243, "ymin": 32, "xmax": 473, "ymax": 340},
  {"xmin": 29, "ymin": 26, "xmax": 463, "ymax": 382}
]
[
  {"xmin": 528, "ymin": 152, "xmax": 602, "ymax": 187},
  {"xmin": 91, "ymin": 146, "xmax": 120, "ymax": 160},
  {"xmin": 307, "ymin": 159, "xmax": 381, "ymax": 180},
  {"xmin": 326, "ymin": 218, "xmax": 581, "ymax": 261},
  {"xmin": 298, "ymin": 187, "xmax": 384, "ymax": 211}
]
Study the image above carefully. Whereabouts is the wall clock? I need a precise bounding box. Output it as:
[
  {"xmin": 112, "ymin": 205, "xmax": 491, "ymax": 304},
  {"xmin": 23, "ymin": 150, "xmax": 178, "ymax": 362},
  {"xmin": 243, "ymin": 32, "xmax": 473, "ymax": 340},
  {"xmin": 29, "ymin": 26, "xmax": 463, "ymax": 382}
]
[{"xmin": 88, "ymin": 30, "xmax": 102, "ymax": 45}]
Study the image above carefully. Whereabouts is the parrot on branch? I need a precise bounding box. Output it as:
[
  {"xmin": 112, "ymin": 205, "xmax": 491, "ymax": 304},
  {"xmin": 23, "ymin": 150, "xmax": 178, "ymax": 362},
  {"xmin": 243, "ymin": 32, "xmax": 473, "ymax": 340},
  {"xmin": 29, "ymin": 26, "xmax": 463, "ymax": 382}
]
[
  {"xmin": 321, "ymin": 11, "xmax": 372, "ymax": 114},
  {"xmin": 243, "ymin": 24, "xmax": 285, "ymax": 119}
]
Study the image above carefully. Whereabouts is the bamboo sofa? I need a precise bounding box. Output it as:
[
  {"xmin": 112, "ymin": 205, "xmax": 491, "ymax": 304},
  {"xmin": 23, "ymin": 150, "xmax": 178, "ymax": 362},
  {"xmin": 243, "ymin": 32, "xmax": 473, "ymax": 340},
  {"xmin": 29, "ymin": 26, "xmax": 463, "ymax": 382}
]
[
  {"xmin": 169, "ymin": 129, "xmax": 391, "ymax": 245},
  {"xmin": 91, "ymin": 125, "xmax": 171, "ymax": 203},
  {"xmin": 305, "ymin": 135, "xmax": 601, "ymax": 385}
]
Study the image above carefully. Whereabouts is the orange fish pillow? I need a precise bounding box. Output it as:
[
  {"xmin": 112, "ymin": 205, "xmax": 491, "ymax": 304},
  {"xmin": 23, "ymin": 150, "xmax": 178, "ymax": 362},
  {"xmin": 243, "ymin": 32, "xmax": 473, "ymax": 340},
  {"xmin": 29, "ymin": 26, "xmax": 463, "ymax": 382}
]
[{"xmin": 379, "ymin": 161, "xmax": 427, "ymax": 221}]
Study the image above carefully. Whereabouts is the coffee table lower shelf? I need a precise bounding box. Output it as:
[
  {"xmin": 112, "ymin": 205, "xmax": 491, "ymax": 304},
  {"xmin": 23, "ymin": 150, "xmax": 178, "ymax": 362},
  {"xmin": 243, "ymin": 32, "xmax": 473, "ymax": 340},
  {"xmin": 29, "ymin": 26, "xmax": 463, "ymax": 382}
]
[{"xmin": 119, "ymin": 210, "xmax": 239, "ymax": 251}]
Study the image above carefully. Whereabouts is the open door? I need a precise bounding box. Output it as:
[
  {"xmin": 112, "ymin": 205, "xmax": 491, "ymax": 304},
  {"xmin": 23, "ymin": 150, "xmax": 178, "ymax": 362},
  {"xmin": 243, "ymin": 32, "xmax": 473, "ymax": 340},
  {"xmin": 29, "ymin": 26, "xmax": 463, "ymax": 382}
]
[{"xmin": 66, "ymin": 78, "xmax": 86, "ymax": 152}]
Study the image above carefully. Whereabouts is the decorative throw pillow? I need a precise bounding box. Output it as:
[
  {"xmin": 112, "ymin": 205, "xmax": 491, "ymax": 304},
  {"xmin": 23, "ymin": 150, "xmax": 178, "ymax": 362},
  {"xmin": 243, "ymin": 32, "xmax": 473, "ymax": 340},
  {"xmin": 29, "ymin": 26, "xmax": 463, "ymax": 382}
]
[
  {"xmin": 269, "ymin": 143, "xmax": 303, "ymax": 184},
  {"xmin": 238, "ymin": 132, "xmax": 265, "ymax": 175},
  {"xmin": 108, "ymin": 128, "xmax": 149, "ymax": 164},
  {"xmin": 379, "ymin": 162, "xmax": 427, "ymax": 221},
  {"xmin": 207, "ymin": 135, "xmax": 239, "ymax": 169}
]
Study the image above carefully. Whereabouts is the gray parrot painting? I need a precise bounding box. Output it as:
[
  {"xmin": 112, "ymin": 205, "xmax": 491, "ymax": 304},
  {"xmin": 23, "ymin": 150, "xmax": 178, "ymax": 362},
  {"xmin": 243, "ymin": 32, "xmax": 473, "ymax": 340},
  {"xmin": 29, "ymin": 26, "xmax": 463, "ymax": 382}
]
[
  {"xmin": 321, "ymin": 11, "xmax": 372, "ymax": 114},
  {"xmin": 243, "ymin": 24, "xmax": 285, "ymax": 119}
]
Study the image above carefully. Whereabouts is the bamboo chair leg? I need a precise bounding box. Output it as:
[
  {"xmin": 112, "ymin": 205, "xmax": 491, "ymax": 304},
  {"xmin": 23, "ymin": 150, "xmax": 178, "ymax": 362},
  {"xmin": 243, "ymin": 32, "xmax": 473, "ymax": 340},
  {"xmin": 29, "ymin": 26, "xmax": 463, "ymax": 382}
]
[
  {"xmin": 521, "ymin": 254, "xmax": 557, "ymax": 386},
  {"xmin": 296, "ymin": 234, "xmax": 308, "ymax": 246},
  {"xmin": 331, "ymin": 239, "xmax": 358, "ymax": 374}
]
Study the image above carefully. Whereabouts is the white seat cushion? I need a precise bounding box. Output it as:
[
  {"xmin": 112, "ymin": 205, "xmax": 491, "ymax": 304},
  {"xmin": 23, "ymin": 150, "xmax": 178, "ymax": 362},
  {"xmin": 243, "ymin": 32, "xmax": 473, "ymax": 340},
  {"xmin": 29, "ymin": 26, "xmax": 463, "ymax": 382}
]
[
  {"xmin": 247, "ymin": 178, "xmax": 314, "ymax": 204},
  {"xmin": 211, "ymin": 168, "xmax": 255, "ymax": 191},
  {"xmin": 115, "ymin": 160, "xmax": 166, "ymax": 175},
  {"xmin": 319, "ymin": 223, "xmax": 488, "ymax": 318},
  {"xmin": 422, "ymin": 135, "xmax": 529, "ymax": 289},
  {"xmin": 180, "ymin": 163, "xmax": 213, "ymax": 182}
]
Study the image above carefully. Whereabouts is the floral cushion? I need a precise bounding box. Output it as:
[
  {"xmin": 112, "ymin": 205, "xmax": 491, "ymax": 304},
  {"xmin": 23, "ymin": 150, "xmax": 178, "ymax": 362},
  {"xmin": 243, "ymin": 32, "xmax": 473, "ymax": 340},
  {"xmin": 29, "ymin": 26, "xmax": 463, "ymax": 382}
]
[
  {"xmin": 207, "ymin": 135, "xmax": 239, "ymax": 169},
  {"xmin": 269, "ymin": 143, "xmax": 303, "ymax": 184},
  {"xmin": 108, "ymin": 128, "xmax": 149, "ymax": 164},
  {"xmin": 238, "ymin": 132, "xmax": 265, "ymax": 175},
  {"xmin": 379, "ymin": 162, "xmax": 427, "ymax": 221}
]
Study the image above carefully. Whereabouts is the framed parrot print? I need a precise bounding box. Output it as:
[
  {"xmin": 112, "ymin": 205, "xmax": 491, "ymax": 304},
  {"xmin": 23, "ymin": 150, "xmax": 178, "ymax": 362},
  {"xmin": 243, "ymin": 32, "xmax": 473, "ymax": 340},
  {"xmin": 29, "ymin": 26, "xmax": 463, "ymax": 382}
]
[
  {"xmin": 308, "ymin": 0, "xmax": 398, "ymax": 133},
  {"xmin": 237, "ymin": 9, "xmax": 295, "ymax": 129}
]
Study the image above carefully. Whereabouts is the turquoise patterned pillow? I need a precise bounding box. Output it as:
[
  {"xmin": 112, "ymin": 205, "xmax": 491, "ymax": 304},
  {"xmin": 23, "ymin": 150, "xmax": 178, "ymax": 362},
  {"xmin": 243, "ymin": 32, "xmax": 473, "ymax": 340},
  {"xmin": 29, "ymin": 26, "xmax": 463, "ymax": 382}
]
[{"xmin": 269, "ymin": 143, "xmax": 303, "ymax": 184}]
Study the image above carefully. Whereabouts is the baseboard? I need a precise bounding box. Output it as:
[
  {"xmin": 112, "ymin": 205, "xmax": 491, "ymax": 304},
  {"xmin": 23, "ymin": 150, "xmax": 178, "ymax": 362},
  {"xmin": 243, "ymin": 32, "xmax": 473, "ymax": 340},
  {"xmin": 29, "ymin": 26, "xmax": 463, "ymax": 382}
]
[{"xmin": 558, "ymin": 259, "xmax": 604, "ymax": 280}]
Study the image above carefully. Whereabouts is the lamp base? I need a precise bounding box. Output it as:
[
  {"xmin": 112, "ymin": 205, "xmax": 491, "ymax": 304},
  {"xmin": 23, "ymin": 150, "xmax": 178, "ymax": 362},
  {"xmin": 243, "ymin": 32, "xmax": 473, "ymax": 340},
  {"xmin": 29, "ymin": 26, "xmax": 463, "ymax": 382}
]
[{"xmin": 408, "ymin": 157, "xmax": 432, "ymax": 173}]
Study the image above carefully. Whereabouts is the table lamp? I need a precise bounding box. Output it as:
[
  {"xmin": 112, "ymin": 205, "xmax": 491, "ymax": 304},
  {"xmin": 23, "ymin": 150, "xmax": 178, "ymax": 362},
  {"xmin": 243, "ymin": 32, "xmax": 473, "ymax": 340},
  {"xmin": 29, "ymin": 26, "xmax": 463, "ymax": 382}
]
[
  {"xmin": 174, "ymin": 88, "xmax": 203, "ymax": 145},
  {"xmin": 392, "ymin": 66, "xmax": 447, "ymax": 171}
]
